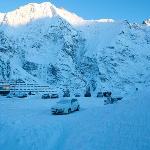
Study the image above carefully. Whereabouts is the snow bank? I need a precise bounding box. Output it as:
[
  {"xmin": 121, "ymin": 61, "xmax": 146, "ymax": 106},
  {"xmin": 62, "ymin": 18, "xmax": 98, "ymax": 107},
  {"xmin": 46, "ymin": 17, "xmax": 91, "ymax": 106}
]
[{"xmin": 0, "ymin": 90, "xmax": 150, "ymax": 150}]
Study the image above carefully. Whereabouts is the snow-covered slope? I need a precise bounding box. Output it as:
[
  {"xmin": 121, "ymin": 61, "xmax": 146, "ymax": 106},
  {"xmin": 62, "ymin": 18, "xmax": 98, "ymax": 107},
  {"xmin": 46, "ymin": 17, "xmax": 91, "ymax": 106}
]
[
  {"xmin": 56, "ymin": 7, "xmax": 85, "ymax": 26},
  {"xmin": 0, "ymin": 89, "xmax": 150, "ymax": 150},
  {"xmin": 78, "ymin": 20, "xmax": 150, "ymax": 93},
  {"xmin": 0, "ymin": 2, "xmax": 150, "ymax": 94}
]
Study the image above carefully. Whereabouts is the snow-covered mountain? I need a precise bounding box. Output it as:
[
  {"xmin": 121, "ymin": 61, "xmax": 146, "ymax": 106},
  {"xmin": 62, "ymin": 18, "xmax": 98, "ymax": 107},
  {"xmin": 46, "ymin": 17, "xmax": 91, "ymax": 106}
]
[
  {"xmin": 143, "ymin": 19, "xmax": 150, "ymax": 26},
  {"xmin": 0, "ymin": 2, "xmax": 150, "ymax": 94}
]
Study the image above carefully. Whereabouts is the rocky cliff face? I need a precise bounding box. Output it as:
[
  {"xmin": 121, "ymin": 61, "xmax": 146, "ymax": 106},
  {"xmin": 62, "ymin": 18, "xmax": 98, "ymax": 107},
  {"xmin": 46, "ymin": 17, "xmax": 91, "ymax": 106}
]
[
  {"xmin": 143, "ymin": 19, "xmax": 150, "ymax": 26},
  {"xmin": 0, "ymin": 2, "xmax": 150, "ymax": 94}
]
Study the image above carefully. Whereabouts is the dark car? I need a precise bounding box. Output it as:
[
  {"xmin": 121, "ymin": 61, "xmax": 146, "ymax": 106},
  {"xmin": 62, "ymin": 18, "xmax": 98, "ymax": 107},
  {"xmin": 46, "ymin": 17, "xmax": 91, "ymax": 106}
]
[
  {"xmin": 74, "ymin": 93, "xmax": 81, "ymax": 97},
  {"xmin": 28, "ymin": 91, "xmax": 36, "ymax": 95},
  {"xmin": 41, "ymin": 94, "xmax": 50, "ymax": 99},
  {"xmin": 17, "ymin": 92, "xmax": 27, "ymax": 98},
  {"xmin": 51, "ymin": 94, "xmax": 59, "ymax": 99},
  {"xmin": 104, "ymin": 97, "xmax": 123, "ymax": 105},
  {"xmin": 97, "ymin": 92, "xmax": 103, "ymax": 98},
  {"xmin": 103, "ymin": 91, "xmax": 112, "ymax": 97},
  {"xmin": 63, "ymin": 89, "xmax": 70, "ymax": 97}
]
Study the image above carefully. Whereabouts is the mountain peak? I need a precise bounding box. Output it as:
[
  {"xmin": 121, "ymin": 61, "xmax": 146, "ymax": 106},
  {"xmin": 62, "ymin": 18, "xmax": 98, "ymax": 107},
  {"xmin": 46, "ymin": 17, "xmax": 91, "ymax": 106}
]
[
  {"xmin": 18, "ymin": 2, "xmax": 54, "ymax": 10},
  {"xmin": 0, "ymin": 2, "xmax": 117, "ymax": 27},
  {"xmin": 0, "ymin": 2, "xmax": 85, "ymax": 27},
  {"xmin": 0, "ymin": 2, "xmax": 58, "ymax": 26}
]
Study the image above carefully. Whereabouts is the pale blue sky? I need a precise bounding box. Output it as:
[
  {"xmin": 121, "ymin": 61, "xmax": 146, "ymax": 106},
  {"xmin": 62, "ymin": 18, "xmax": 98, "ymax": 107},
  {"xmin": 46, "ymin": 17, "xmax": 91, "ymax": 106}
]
[{"xmin": 0, "ymin": 0, "xmax": 149, "ymax": 23}]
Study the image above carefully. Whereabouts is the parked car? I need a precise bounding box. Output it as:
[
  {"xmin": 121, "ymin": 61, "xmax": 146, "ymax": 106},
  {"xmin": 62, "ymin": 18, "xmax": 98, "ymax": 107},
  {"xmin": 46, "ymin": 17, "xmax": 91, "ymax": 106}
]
[
  {"xmin": 63, "ymin": 89, "xmax": 70, "ymax": 97},
  {"xmin": 16, "ymin": 92, "xmax": 27, "ymax": 98},
  {"xmin": 103, "ymin": 91, "xmax": 112, "ymax": 97},
  {"xmin": 41, "ymin": 94, "xmax": 50, "ymax": 99},
  {"xmin": 97, "ymin": 92, "xmax": 103, "ymax": 98},
  {"xmin": 51, "ymin": 94, "xmax": 59, "ymax": 99},
  {"xmin": 28, "ymin": 91, "xmax": 36, "ymax": 95},
  {"xmin": 104, "ymin": 97, "xmax": 123, "ymax": 105},
  {"xmin": 51, "ymin": 99, "xmax": 80, "ymax": 114},
  {"xmin": 74, "ymin": 93, "xmax": 81, "ymax": 97}
]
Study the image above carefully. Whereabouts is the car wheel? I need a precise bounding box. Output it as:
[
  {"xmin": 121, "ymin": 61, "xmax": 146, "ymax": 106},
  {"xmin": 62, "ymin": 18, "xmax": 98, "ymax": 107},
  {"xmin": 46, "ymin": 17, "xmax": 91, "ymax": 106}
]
[
  {"xmin": 68, "ymin": 108, "xmax": 71, "ymax": 114},
  {"xmin": 76, "ymin": 105, "xmax": 80, "ymax": 111}
]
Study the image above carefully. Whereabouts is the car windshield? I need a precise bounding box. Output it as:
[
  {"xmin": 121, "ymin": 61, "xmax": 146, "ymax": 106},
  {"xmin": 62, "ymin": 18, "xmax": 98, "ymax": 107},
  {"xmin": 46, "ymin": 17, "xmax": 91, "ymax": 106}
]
[{"xmin": 57, "ymin": 100, "xmax": 70, "ymax": 104}]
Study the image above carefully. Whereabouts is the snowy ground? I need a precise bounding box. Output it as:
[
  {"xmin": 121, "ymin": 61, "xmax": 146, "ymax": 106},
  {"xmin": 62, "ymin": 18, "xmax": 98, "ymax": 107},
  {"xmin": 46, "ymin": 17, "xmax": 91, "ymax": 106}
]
[{"xmin": 0, "ymin": 90, "xmax": 150, "ymax": 150}]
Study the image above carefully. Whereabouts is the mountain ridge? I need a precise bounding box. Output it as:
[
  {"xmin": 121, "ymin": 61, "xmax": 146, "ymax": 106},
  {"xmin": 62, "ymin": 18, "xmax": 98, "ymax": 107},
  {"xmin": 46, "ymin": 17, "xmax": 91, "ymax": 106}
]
[
  {"xmin": 0, "ymin": 2, "xmax": 116, "ymax": 27},
  {"xmin": 0, "ymin": 2, "xmax": 150, "ymax": 95}
]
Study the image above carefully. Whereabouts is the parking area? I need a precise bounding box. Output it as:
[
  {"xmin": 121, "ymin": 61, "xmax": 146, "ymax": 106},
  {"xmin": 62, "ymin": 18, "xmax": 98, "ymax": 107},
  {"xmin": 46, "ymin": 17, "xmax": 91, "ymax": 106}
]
[{"xmin": 0, "ymin": 93, "xmax": 150, "ymax": 150}]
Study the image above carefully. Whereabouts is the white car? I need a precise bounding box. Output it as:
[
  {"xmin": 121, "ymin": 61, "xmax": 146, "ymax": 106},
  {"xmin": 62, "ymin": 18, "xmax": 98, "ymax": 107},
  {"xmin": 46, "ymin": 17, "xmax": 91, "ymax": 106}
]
[{"xmin": 51, "ymin": 99, "xmax": 80, "ymax": 114}]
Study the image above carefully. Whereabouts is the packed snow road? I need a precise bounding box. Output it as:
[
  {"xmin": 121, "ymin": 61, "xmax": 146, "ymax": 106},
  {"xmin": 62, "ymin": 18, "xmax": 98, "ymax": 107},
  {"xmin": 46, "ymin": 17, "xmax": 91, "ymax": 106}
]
[{"xmin": 0, "ymin": 92, "xmax": 150, "ymax": 150}]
